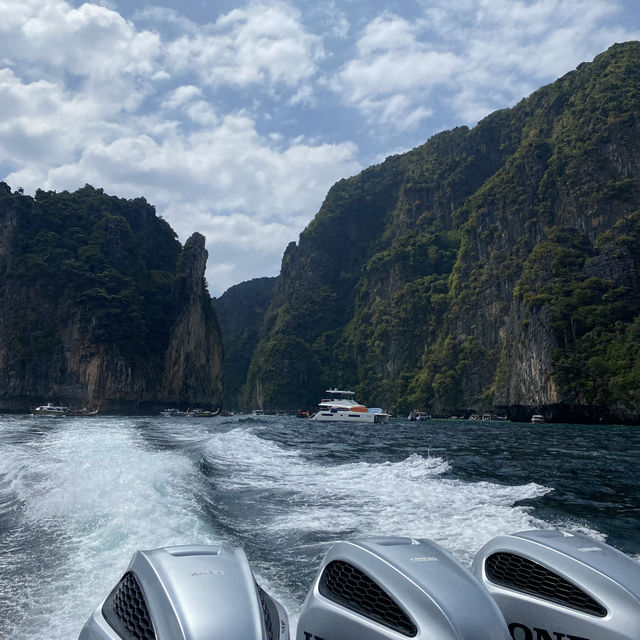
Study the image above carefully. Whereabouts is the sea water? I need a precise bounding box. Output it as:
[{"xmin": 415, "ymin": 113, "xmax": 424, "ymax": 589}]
[{"xmin": 0, "ymin": 414, "xmax": 638, "ymax": 639}]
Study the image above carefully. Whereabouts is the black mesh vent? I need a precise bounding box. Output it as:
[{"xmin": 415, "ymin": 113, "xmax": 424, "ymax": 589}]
[
  {"xmin": 102, "ymin": 571, "xmax": 157, "ymax": 640},
  {"xmin": 485, "ymin": 552, "xmax": 607, "ymax": 617},
  {"xmin": 318, "ymin": 560, "xmax": 417, "ymax": 637}
]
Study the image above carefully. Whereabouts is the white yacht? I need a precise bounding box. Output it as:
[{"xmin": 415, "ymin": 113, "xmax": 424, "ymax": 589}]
[
  {"xmin": 310, "ymin": 388, "xmax": 389, "ymax": 423},
  {"xmin": 33, "ymin": 403, "xmax": 69, "ymax": 417}
]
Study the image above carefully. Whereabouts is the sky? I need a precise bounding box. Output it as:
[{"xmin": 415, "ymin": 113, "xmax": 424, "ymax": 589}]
[{"xmin": 1, "ymin": 1, "xmax": 639, "ymax": 296}]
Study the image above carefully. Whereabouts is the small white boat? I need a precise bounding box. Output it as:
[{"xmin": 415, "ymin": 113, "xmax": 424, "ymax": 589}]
[
  {"xmin": 33, "ymin": 403, "xmax": 69, "ymax": 417},
  {"xmin": 531, "ymin": 414, "xmax": 545, "ymax": 423},
  {"xmin": 310, "ymin": 388, "xmax": 389, "ymax": 423},
  {"xmin": 408, "ymin": 410, "xmax": 431, "ymax": 421},
  {"xmin": 160, "ymin": 408, "xmax": 185, "ymax": 417},
  {"xmin": 251, "ymin": 409, "xmax": 265, "ymax": 417}
]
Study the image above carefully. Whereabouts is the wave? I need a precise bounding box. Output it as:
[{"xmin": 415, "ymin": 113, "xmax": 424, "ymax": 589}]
[
  {"xmin": 202, "ymin": 427, "xmax": 558, "ymax": 565},
  {"xmin": 0, "ymin": 418, "xmax": 219, "ymax": 640},
  {"xmin": 0, "ymin": 417, "xmax": 614, "ymax": 639}
]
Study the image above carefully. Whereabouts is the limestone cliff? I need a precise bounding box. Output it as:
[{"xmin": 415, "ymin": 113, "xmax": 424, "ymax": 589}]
[
  {"xmin": 162, "ymin": 234, "xmax": 224, "ymax": 406},
  {"xmin": 213, "ymin": 276, "xmax": 277, "ymax": 409},
  {"xmin": 0, "ymin": 184, "xmax": 223, "ymax": 413},
  {"xmin": 241, "ymin": 42, "xmax": 640, "ymax": 422}
]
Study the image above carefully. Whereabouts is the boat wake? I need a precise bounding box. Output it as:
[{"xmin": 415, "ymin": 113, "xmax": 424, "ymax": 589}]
[
  {"xmin": 0, "ymin": 416, "xmax": 618, "ymax": 640},
  {"xmin": 201, "ymin": 428, "xmax": 557, "ymax": 565},
  {"xmin": 0, "ymin": 419, "xmax": 219, "ymax": 640}
]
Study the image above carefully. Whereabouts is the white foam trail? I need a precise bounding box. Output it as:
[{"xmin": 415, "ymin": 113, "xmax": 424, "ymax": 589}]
[
  {"xmin": 0, "ymin": 418, "xmax": 616, "ymax": 640},
  {"xmin": 0, "ymin": 418, "xmax": 218, "ymax": 640},
  {"xmin": 204, "ymin": 428, "xmax": 597, "ymax": 565},
  {"xmin": 202, "ymin": 426, "xmax": 574, "ymax": 630}
]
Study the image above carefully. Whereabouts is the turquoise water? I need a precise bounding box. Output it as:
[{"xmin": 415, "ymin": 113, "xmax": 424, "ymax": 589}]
[{"xmin": 0, "ymin": 415, "xmax": 638, "ymax": 638}]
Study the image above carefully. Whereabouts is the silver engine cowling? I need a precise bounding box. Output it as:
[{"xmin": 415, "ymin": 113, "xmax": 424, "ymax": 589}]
[
  {"xmin": 296, "ymin": 536, "xmax": 511, "ymax": 639},
  {"xmin": 472, "ymin": 529, "xmax": 640, "ymax": 640},
  {"xmin": 79, "ymin": 544, "xmax": 289, "ymax": 640}
]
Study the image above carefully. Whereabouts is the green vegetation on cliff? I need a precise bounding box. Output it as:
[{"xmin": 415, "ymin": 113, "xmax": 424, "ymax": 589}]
[
  {"xmin": 0, "ymin": 184, "xmax": 223, "ymax": 411},
  {"xmin": 214, "ymin": 277, "xmax": 277, "ymax": 409},
  {"xmin": 239, "ymin": 42, "xmax": 640, "ymax": 422},
  {"xmin": 1, "ymin": 184, "xmax": 186, "ymax": 363}
]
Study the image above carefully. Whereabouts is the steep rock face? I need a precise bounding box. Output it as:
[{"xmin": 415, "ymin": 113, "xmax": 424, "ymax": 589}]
[
  {"xmin": 213, "ymin": 276, "xmax": 277, "ymax": 409},
  {"xmin": 496, "ymin": 304, "xmax": 561, "ymax": 407},
  {"xmin": 242, "ymin": 42, "xmax": 640, "ymax": 422},
  {"xmin": 0, "ymin": 185, "xmax": 223, "ymax": 412},
  {"xmin": 162, "ymin": 234, "xmax": 224, "ymax": 406}
]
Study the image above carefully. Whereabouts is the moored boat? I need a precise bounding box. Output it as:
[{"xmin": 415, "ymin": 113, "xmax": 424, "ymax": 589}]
[
  {"xmin": 33, "ymin": 403, "xmax": 69, "ymax": 417},
  {"xmin": 160, "ymin": 408, "xmax": 186, "ymax": 417},
  {"xmin": 531, "ymin": 414, "xmax": 545, "ymax": 423},
  {"xmin": 187, "ymin": 408, "xmax": 220, "ymax": 417},
  {"xmin": 33, "ymin": 403, "xmax": 99, "ymax": 417},
  {"xmin": 310, "ymin": 388, "xmax": 389, "ymax": 423},
  {"xmin": 67, "ymin": 407, "xmax": 99, "ymax": 416}
]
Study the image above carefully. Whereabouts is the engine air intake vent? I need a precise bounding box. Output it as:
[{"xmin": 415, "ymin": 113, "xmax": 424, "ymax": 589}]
[
  {"xmin": 102, "ymin": 571, "xmax": 157, "ymax": 640},
  {"xmin": 318, "ymin": 560, "xmax": 418, "ymax": 637},
  {"xmin": 485, "ymin": 552, "xmax": 607, "ymax": 617}
]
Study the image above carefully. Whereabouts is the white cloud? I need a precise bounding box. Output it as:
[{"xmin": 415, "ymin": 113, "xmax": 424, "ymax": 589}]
[
  {"xmin": 132, "ymin": 6, "xmax": 198, "ymax": 34},
  {"xmin": 1, "ymin": 0, "xmax": 639, "ymax": 295},
  {"xmin": 328, "ymin": 13, "xmax": 350, "ymax": 39},
  {"xmin": 0, "ymin": 0, "xmax": 161, "ymax": 124},
  {"xmin": 306, "ymin": 0, "xmax": 350, "ymax": 39},
  {"xmin": 5, "ymin": 107, "xmax": 360, "ymax": 294},
  {"xmin": 335, "ymin": 1, "xmax": 640, "ymax": 130},
  {"xmin": 198, "ymin": 212, "xmax": 295, "ymax": 294},
  {"xmin": 0, "ymin": 68, "xmax": 126, "ymax": 168},
  {"xmin": 443, "ymin": 0, "xmax": 640, "ymax": 124},
  {"xmin": 0, "ymin": 0, "xmax": 362, "ymax": 293},
  {"xmin": 165, "ymin": 2, "xmax": 324, "ymax": 90},
  {"xmin": 451, "ymin": 0, "xmax": 626, "ymax": 80},
  {"xmin": 184, "ymin": 101, "xmax": 219, "ymax": 126},
  {"xmin": 357, "ymin": 12, "xmax": 419, "ymax": 55},
  {"xmin": 331, "ymin": 13, "xmax": 461, "ymax": 129},
  {"xmin": 161, "ymin": 87, "xmax": 218, "ymax": 125},
  {"xmin": 0, "ymin": 0, "xmax": 160, "ymax": 79},
  {"xmin": 162, "ymin": 85, "xmax": 203, "ymax": 110},
  {"xmin": 28, "ymin": 112, "xmax": 359, "ymax": 222}
]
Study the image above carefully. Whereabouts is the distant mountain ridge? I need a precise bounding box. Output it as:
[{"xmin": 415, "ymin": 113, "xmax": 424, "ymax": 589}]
[
  {"xmin": 229, "ymin": 41, "xmax": 640, "ymax": 423},
  {"xmin": 0, "ymin": 184, "xmax": 223, "ymax": 413}
]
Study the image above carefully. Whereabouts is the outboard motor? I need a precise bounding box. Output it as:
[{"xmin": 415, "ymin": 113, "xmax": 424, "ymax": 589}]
[
  {"xmin": 79, "ymin": 544, "xmax": 289, "ymax": 640},
  {"xmin": 297, "ymin": 536, "xmax": 511, "ymax": 639},
  {"xmin": 472, "ymin": 529, "xmax": 640, "ymax": 640}
]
